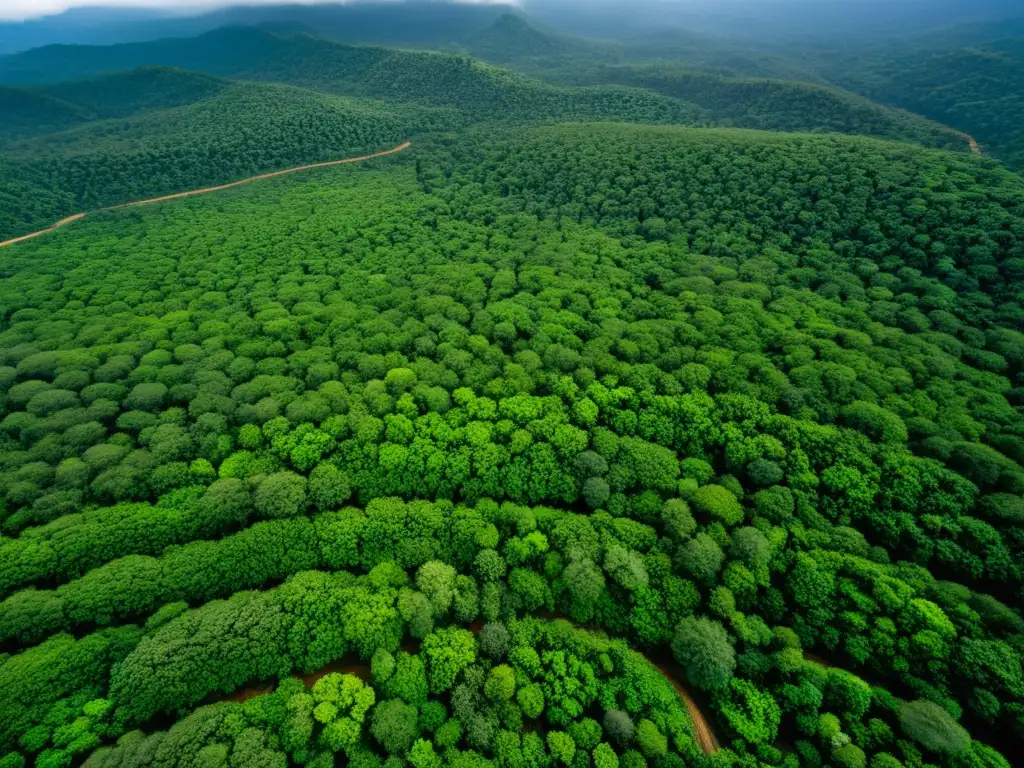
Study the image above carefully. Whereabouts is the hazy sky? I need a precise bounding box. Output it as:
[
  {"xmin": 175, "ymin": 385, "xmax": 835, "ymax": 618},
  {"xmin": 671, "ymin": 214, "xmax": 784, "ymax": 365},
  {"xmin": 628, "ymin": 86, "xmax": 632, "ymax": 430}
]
[{"xmin": 0, "ymin": 0, "xmax": 514, "ymax": 22}]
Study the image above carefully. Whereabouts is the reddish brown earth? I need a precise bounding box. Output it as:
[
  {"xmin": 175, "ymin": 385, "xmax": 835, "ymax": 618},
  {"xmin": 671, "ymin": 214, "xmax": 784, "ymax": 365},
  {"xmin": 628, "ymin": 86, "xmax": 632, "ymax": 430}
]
[
  {"xmin": 803, "ymin": 652, "xmax": 834, "ymax": 668},
  {"xmin": 0, "ymin": 141, "xmax": 412, "ymax": 250},
  {"xmin": 0, "ymin": 212, "xmax": 85, "ymax": 249},
  {"xmin": 655, "ymin": 659, "xmax": 721, "ymax": 754},
  {"xmin": 219, "ymin": 659, "xmax": 373, "ymax": 704},
  {"xmin": 948, "ymin": 128, "xmax": 982, "ymax": 155}
]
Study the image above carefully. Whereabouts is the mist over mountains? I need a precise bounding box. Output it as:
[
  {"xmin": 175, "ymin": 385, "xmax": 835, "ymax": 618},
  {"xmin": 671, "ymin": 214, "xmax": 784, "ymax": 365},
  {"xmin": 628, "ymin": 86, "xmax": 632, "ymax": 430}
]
[{"xmin": 1, "ymin": 0, "xmax": 1022, "ymax": 54}]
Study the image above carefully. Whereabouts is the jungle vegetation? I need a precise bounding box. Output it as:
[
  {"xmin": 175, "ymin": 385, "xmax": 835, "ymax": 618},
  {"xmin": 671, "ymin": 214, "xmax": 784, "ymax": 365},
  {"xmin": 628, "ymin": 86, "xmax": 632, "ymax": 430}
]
[{"xmin": 0, "ymin": 10, "xmax": 1023, "ymax": 768}]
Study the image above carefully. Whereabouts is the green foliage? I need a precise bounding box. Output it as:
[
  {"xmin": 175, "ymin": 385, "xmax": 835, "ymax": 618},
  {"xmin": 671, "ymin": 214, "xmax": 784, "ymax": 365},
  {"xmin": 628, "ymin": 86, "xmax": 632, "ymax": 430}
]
[
  {"xmin": 371, "ymin": 699, "xmax": 419, "ymax": 754},
  {"xmin": 484, "ymin": 665, "xmax": 516, "ymax": 701},
  {"xmin": 899, "ymin": 700, "xmax": 971, "ymax": 755},
  {"xmin": 690, "ymin": 485, "xmax": 745, "ymax": 527},
  {"xmin": 671, "ymin": 617, "xmax": 736, "ymax": 692},
  {"xmin": 0, "ymin": 58, "xmax": 1021, "ymax": 768},
  {"xmin": 422, "ymin": 628, "xmax": 476, "ymax": 694},
  {"xmin": 813, "ymin": 27, "xmax": 1024, "ymax": 169}
]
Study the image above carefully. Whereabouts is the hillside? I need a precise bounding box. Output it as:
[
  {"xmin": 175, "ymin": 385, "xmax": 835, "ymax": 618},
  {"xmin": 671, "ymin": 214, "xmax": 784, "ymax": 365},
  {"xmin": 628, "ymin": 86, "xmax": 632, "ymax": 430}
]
[
  {"xmin": 428, "ymin": 123, "xmax": 1024, "ymax": 328},
  {"xmin": 1, "ymin": 9, "xmax": 1024, "ymax": 768},
  {"xmin": 0, "ymin": 86, "xmax": 93, "ymax": 140},
  {"xmin": 802, "ymin": 20, "xmax": 1024, "ymax": 170},
  {"xmin": 0, "ymin": 25, "xmax": 971, "ymax": 156},
  {"xmin": 556, "ymin": 65, "xmax": 965, "ymax": 150},
  {"xmin": 0, "ymin": 0, "xmax": 515, "ymax": 54},
  {"xmin": 0, "ymin": 123, "xmax": 1020, "ymax": 767},
  {"xmin": 0, "ymin": 79, "xmax": 441, "ymax": 240},
  {"xmin": 36, "ymin": 66, "xmax": 230, "ymax": 119},
  {"xmin": 463, "ymin": 12, "xmax": 613, "ymax": 65},
  {"xmin": 0, "ymin": 27, "xmax": 699, "ymax": 125}
]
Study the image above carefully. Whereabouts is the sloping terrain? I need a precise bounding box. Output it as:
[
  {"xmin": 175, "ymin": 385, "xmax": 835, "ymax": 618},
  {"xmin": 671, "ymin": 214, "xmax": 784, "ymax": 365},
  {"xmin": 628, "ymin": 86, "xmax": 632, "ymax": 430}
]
[
  {"xmin": 429, "ymin": 123, "xmax": 1024, "ymax": 328},
  {"xmin": 36, "ymin": 66, "xmax": 230, "ymax": 119},
  {"xmin": 0, "ymin": 85, "xmax": 93, "ymax": 139},
  {"xmin": 805, "ymin": 19, "xmax": 1024, "ymax": 170},
  {"xmin": 0, "ymin": 25, "xmax": 970, "ymax": 154},
  {"xmin": 0, "ymin": 79, "xmax": 436, "ymax": 240},
  {"xmin": 0, "ymin": 8, "xmax": 1023, "ymax": 768},
  {"xmin": 555, "ymin": 65, "xmax": 965, "ymax": 150},
  {"xmin": 0, "ymin": 124, "xmax": 1020, "ymax": 767}
]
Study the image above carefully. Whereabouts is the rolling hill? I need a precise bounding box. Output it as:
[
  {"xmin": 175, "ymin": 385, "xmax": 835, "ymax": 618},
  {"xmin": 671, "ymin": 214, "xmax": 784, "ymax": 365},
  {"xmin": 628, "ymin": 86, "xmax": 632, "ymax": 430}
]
[
  {"xmin": 807, "ymin": 19, "xmax": 1024, "ymax": 170},
  {"xmin": 36, "ymin": 66, "xmax": 230, "ymax": 120},
  {"xmin": 0, "ymin": 86, "xmax": 93, "ymax": 140},
  {"xmin": 0, "ymin": 119, "xmax": 1021, "ymax": 767},
  {"xmin": 0, "ymin": 24, "xmax": 968, "ymax": 154},
  {"xmin": 0, "ymin": 74, "xmax": 442, "ymax": 241}
]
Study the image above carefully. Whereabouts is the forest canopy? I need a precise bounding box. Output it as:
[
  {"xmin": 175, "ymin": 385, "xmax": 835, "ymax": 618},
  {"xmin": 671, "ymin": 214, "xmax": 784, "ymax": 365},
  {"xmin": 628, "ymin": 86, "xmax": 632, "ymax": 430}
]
[
  {"xmin": 0, "ymin": 11, "xmax": 1022, "ymax": 768},
  {"xmin": 0, "ymin": 121, "xmax": 1021, "ymax": 768}
]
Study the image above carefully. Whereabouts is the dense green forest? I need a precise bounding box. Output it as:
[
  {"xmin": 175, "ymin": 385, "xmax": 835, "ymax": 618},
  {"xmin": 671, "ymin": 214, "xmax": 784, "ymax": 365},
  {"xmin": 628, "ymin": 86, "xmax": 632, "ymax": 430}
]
[
  {"xmin": 1, "ymin": 6, "xmax": 1023, "ymax": 768},
  {"xmin": 0, "ymin": 120, "xmax": 1022, "ymax": 768},
  {"xmin": 0, "ymin": 24, "xmax": 975, "ymax": 241},
  {"xmin": 805, "ymin": 20, "xmax": 1024, "ymax": 171},
  {"xmin": 0, "ymin": 75, "xmax": 443, "ymax": 240}
]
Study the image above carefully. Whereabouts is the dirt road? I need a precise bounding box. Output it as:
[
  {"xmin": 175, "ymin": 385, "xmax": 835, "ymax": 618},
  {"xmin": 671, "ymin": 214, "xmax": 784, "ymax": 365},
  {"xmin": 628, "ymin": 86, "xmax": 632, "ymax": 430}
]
[
  {"xmin": 948, "ymin": 128, "xmax": 982, "ymax": 155},
  {"xmin": 0, "ymin": 141, "xmax": 412, "ymax": 251},
  {"xmin": 0, "ymin": 213, "xmax": 86, "ymax": 250},
  {"xmin": 657, "ymin": 660, "xmax": 721, "ymax": 754}
]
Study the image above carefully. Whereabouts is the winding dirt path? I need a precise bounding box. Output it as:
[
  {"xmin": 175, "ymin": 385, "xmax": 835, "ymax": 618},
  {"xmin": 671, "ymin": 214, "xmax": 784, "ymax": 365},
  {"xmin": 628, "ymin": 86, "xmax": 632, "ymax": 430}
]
[
  {"xmin": 0, "ymin": 141, "xmax": 412, "ymax": 251},
  {"xmin": 803, "ymin": 652, "xmax": 833, "ymax": 668},
  {"xmin": 656, "ymin": 659, "xmax": 721, "ymax": 754},
  {"xmin": 947, "ymin": 128, "xmax": 982, "ymax": 156},
  {"xmin": 0, "ymin": 213, "xmax": 86, "ymax": 249}
]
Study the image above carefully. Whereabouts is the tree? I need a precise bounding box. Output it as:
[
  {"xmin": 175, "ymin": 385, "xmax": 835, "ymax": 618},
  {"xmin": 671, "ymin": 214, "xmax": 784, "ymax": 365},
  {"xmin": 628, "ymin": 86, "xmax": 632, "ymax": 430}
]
[
  {"xmin": 582, "ymin": 477, "xmax": 611, "ymax": 509},
  {"xmin": 517, "ymin": 684, "xmax": 545, "ymax": 719},
  {"xmin": 729, "ymin": 527, "xmax": 771, "ymax": 571},
  {"xmin": 691, "ymin": 485, "xmax": 744, "ymax": 526},
  {"xmin": 372, "ymin": 649, "xmax": 396, "ymax": 684},
  {"xmin": 832, "ymin": 745, "xmax": 867, "ymax": 768},
  {"xmin": 677, "ymin": 534, "xmax": 723, "ymax": 585},
  {"xmin": 416, "ymin": 562, "xmax": 457, "ymax": 616},
  {"xmin": 604, "ymin": 545, "xmax": 648, "ymax": 591},
  {"xmin": 593, "ymin": 744, "xmax": 618, "ymax": 768},
  {"xmin": 371, "ymin": 700, "xmax": 418, "ymax": 754},
  {"xmin": 422, "ymin": 628, "xmax": 476, "ymax": 694},
  {"xmin": 603, "ymin": 711, "xmax": 634, "ymax": 748},
  {"xmin": 671, "ymin": 617, "xmax": 736, "ymax": 692},
  {"xmin": 484, "ymin": 665, "xmax": 516, "ymax": 702},
  {"xmin": 409, "ymin": 740, "xmax": 441, "ymax": 768},
  {"xmin": 254, "ymin": 472, "xmax": 307, "ymax": 518},
  {"xmin": 308, "ymin": 463, "xmax": 351, "ymax": 511},
  {"xmin": 633, "ymin": 721, "xmax": 666, "ymax": 759},
  {"xmin": 547, "ymin": 732, "xmax": 575, "ymax": 765},
  {"xmin": 563, "ymin": 557, "xmax": 605, "ymax": 620},
  {"xmin": 478, "ymin": 623, "xmax": 511, "ymax": 660},
  {"xmin": 899, "ymin": 700, "xmax": 971, "ymax": 755},
  {"xmin": 661, "ymin": 499, "xmax": 696, "ymax": 541}
]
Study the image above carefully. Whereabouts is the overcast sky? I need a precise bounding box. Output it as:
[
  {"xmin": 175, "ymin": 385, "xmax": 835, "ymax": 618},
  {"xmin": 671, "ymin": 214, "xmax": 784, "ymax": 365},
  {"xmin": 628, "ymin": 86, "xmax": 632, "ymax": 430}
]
[{"xmin": 0, "ymin": 0, "xmax": 515, "ymax": 22}]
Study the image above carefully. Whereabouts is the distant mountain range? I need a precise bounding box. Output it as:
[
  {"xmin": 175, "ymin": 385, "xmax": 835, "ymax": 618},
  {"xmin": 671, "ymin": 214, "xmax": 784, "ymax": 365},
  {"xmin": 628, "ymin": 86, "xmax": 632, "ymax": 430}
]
[
  {"xmin": 0, "ymin": 1, "xmax": 516, "ymax": 55},
  {"xmin": 3, "ymin": 0, "xmax": 1023, "ymax": 56}
]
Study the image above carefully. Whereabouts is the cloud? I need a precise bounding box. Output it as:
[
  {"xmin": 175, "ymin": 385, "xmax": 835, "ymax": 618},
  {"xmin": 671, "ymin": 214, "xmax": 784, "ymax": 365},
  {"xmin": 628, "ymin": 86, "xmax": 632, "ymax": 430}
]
[{"xmin": 0, "ymin": 0, "xmax": 514, "ymax": 23}]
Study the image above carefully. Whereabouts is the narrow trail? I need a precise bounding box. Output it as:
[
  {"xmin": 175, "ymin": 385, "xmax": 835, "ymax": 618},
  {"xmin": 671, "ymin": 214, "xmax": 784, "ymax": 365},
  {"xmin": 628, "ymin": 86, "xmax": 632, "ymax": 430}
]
[
  {"xmin": 803, "ymin": 652, "xmax": 833, "ymax": 668},
  {"xmin": 0, "ymin": 213, "xmax": 86, "ymax": 249},
  {"xmin": 948, "ymin": 128, "xmax": 982, "ymax": 156},
  {"xmin": 0, "ymin": 141, "xmax": 412, "ymax": 251},
  {"xmin": 656, "ymin": 659, "xmax": 721, "ymax": 754}
]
